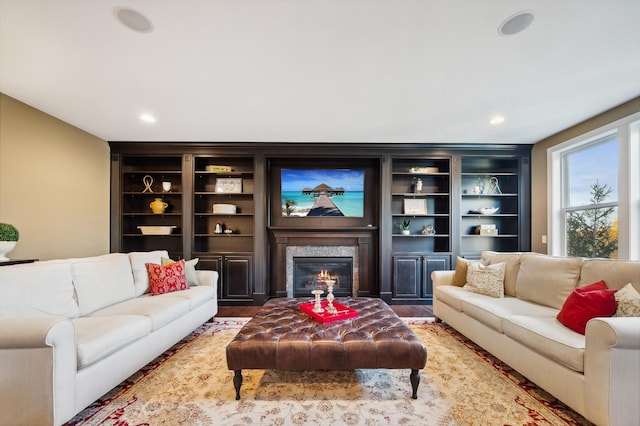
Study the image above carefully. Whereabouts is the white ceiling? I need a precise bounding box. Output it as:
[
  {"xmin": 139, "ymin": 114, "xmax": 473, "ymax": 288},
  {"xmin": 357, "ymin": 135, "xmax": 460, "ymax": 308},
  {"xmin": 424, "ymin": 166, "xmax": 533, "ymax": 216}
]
[{"xmin": 1, "ymin": 0, "xmax": 639, "ymax": 144}]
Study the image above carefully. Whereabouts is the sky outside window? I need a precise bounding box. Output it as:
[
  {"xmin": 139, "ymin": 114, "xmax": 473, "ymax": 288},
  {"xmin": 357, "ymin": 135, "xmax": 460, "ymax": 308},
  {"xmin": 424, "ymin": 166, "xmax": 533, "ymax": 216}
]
[{"xmin": 567, "ymin": 139, "xmax": 618, "ymax": 206}]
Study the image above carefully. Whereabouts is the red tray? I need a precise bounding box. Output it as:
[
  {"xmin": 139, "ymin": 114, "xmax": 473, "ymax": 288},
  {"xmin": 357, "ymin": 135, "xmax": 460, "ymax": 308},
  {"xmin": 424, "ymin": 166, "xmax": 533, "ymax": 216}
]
[{"xmin": 300, "ymin": 301, "xmax": 359, "ymax": 323}]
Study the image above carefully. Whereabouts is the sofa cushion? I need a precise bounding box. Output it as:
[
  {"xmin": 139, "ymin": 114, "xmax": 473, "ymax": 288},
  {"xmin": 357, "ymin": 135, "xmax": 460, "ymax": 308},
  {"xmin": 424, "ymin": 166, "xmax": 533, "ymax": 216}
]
[
  {"xmin": 128, "ymin": 250, "xmax": 170, "ymax": 296},
  {"xmin": 503, "ymin": 315, "xmax": 586, "ymax": 373},
  {"xmin": 614, "ymin": 283, "xmax": 640, "ymax": 317},
  {"xmin": 161, "ymin": 257, "xmax": 199, "ymax": 287},
  {"xmin": 481, "ymin": 251, "xmax": 522, "ymax": 296},
  {"xmin": 461, "ymin": 296, "xmax": 559, "ymax": 333},
  {"xmin": 72, "ymin": 253, "xmax": 136, "ymax": 316},
  {"xmin": 463, "ymin": 262, "xmax": 505, "ymax": 298},
  {"xmin": 0, "ymin": 261, "xmax": 80, "ymax": 318},
  {"xmin": 515, "ymin": 253, "xmax": 582, "ymax": 309},
  {"xmin": 72, "ymin": 315, "xmax": 152, "ymax": 368},
  {"xmin": 89, "ymin": 295, "xmax": 190, "ymax": 330},
  {"xmin": 579, "ymin": 259, "xmax": 640, "ymax": 291},
  {"xmin": 435, "ymin": 285, "xmax": 479, "ymax": 312},
  {"xmin": 556, "ymin": 281, "xmax": 617, "ymax": 334},
  {"xmin": 166, "ymin": 285, "xmax": 216, "ymax": 310},
  {"xmin": 146, "ymin": 260, "xmax": 188, "ymax": 295}
]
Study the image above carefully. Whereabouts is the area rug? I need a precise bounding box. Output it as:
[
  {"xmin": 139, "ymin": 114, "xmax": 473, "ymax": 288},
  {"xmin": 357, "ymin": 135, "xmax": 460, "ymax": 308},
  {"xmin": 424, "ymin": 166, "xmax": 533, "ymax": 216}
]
[{"xmin": 68, "ymin": 318, "xmax": 591, "ymax": 426}]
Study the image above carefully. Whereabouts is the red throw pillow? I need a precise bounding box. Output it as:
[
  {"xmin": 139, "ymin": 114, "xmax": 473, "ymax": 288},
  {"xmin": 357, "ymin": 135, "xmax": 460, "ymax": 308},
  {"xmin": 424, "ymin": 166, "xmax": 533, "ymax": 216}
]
[
  {"xmin": 145, "ymin": 260, "xmax": 188, "ymax": 295},
  {"xmin": 557, "ymin": 281, "xmax": 617, "ymax": 334},
  {"xmin": 575, "ymin": 280, "xmax": 607, "ymax": 293}
]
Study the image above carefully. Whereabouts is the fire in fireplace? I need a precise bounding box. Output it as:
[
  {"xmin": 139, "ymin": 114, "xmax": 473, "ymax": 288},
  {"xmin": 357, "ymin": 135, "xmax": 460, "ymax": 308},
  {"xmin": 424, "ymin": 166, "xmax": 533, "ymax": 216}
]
[{"xmin": 293, "ymin": 257, "xmax": 353, "ymax": 297}]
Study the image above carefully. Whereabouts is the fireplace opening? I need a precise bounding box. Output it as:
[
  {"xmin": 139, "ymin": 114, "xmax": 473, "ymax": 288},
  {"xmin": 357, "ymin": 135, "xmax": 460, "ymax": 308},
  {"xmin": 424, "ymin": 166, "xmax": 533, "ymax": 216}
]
[{"xmin": 293, "ymin": 257, "xmax": 353, "ymax": 297}]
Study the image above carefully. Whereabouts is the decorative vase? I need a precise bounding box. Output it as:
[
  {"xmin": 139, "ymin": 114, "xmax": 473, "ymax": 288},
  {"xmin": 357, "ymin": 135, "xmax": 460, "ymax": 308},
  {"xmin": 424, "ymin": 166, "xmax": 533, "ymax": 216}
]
[
  {"xmin": 0, "ymin": 241, "xmax": 17, "ymax": 262},
  {"xmin": 150, "ymin": 198, "xmax": 168, "ymax": 214}
]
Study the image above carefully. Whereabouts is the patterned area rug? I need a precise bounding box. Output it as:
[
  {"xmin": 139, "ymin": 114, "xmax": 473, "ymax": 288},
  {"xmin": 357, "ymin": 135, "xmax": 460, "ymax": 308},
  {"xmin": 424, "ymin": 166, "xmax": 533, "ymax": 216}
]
[{"xmin": 68, "ymin": 318, "xmax": 591, "ymax": 426}]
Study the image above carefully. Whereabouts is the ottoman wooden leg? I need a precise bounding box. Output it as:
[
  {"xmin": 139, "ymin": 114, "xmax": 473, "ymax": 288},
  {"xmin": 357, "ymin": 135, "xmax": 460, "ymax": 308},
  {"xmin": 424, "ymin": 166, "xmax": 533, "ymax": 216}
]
[
  {"xmin": 233, "ymin": 370, "xmax": 243, "ymax": 400},
  {"xmin": 409, "ymin": 369, "xmax": 420, "ymax": 399}
]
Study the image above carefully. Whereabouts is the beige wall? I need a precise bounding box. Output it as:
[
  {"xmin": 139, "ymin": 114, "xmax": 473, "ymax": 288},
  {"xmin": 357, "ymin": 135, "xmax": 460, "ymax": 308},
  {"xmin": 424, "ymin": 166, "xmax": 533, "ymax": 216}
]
[
  {"xmin": 531, "ymin": 96, "xmax": 640, "ymax": 254},
  {"xmin": 0, "ymin": 93, "xmax": 111, "ymax": 260}
]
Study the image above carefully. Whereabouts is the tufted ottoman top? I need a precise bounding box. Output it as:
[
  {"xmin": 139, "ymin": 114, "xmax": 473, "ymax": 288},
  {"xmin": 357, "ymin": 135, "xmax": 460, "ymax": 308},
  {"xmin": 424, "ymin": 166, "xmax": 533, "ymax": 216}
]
[{"xmin": 226, "ymin": 297, "xmax": 427, "ymax": 371}]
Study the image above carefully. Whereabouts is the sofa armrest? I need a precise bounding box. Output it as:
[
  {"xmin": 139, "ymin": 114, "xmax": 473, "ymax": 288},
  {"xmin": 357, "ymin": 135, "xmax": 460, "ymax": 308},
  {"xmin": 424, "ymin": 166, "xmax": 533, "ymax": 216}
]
[
  {"xmin": 431, "ymin": 270, "xmax": 455, "ymax": 288},
  {"xmin": 0, "ymin": 317, "xmax": 77, "ymax": 426},
  {"xmin": 196, "ymin": 270, "xmax": 219, "ymax": 289},
  {"xmin": 584, "ymin": 317, "xmax": 640, "ymax": 426}
]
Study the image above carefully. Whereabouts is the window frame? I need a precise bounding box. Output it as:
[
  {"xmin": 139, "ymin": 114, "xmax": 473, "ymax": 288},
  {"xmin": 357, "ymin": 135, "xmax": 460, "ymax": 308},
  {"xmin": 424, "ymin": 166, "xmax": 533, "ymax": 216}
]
[{"xmin": 548, "ymin": 111, "xmax": 640, "ymax": 260}]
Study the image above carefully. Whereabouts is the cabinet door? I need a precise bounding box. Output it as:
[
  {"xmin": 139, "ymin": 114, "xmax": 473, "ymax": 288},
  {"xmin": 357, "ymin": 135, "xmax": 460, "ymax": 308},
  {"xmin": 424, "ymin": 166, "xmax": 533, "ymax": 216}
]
[
  {"xmin": 423, "ymin": 255, "xmax": 450, "ymax": 297},
  {"xmin": 196, "ymin": 256, "xmax": 223, "ymax": 299},
  {"xmin": 223, "ymin": 255, "xmax": 253, "ymax": 299},
  {"xmin": 392, "ymin": 255, "xmax": 422, "ymax": 298}
]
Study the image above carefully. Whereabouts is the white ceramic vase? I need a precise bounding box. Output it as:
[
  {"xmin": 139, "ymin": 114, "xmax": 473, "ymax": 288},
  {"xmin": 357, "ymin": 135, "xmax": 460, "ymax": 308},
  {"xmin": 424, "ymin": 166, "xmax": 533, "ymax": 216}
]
[{"xmin": 0, "ymin": 241, "xmax": 17, "ymax": 261}]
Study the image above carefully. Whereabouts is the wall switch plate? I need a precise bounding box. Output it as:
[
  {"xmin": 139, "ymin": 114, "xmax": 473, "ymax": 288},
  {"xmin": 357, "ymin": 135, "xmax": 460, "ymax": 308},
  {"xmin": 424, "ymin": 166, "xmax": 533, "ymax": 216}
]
[{"xmin": 542, "ymin": 235, "xmax": 547, "ymax": 244}]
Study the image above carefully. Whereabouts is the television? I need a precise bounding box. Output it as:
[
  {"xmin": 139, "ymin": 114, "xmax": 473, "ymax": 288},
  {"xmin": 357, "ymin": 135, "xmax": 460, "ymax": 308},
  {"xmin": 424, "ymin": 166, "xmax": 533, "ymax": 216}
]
[{"xmin": 281, "ymin": 169, "xmax": 365, "ymax": 217}]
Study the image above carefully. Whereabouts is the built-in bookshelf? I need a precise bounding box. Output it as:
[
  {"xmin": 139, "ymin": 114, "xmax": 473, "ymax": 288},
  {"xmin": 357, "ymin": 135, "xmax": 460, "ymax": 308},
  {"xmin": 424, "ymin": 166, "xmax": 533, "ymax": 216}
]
[{"xmin": 459, "ymin": 157, "xmax": 524, "ymax": 257}]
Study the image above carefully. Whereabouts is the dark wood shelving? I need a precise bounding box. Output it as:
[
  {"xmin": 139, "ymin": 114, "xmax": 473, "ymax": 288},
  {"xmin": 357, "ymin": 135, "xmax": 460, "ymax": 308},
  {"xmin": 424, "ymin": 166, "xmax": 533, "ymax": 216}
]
[{"xmin": 110, "ymin": 143, "xmax": 531, "ymax": 307}]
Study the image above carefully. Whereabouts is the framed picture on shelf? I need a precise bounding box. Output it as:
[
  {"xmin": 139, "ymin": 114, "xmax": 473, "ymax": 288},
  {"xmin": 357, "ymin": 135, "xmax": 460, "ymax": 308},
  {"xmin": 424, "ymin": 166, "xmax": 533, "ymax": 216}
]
[
  {"xmin": 215, "ymin": 178, "xmax": 242, "ymax": 193},
  {"xmin": 404, "ymin": 198, "xmax": 427, "ymax": 215}
]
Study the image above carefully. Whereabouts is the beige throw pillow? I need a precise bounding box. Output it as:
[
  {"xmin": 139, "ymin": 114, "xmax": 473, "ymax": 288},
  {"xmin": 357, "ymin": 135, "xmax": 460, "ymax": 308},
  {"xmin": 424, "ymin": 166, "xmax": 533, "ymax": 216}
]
[
  {"xmin": 463, "ymin": 261, "xmax": 505, "ymax": 298},
  {"xmin": 452, "ymin": 257, "xmax": 471, "ymax": 286},
  {"xmin": 614, "ymin": 283, "xmax": 640, "ymax": 317}
]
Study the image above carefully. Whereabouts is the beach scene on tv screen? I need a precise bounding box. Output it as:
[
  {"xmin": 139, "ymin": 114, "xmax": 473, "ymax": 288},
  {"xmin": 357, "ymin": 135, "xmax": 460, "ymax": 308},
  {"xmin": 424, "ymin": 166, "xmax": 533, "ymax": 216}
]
[{"xmin": 281, "ymin": 169, "xmax": 364, "ymax": 217}]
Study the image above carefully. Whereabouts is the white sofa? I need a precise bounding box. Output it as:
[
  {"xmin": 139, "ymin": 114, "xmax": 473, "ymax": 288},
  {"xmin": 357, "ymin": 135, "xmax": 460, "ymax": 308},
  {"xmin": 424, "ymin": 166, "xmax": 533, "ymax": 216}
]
[
  {"xmin": 432, "ymin": 251, "xmax": 640, "ymax": 426},
  {"xmin": 0, "ymin": 250, "xmax": 218, "ymax": 426}
]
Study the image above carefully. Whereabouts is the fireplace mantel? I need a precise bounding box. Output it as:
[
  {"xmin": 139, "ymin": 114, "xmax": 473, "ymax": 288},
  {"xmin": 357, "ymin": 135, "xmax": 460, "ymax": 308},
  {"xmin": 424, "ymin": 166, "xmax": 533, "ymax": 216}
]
[{"xmin": 268, "ymin": 228, "xmax": 377, "ymax": 298}]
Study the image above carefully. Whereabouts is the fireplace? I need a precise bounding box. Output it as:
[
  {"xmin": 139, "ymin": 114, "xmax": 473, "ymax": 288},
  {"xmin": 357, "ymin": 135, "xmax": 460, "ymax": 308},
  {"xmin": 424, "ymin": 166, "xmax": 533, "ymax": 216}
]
[
  {"xmin": 285, "ymin": 245, "xmax": 359, "ymax": 297},
  {"xmin": 293, "ymin": 257, "xmax": 353, "ymax": 297},
  {"xmin": 270, "ymin": 229, "xmax": 375, "ymax": 299}
]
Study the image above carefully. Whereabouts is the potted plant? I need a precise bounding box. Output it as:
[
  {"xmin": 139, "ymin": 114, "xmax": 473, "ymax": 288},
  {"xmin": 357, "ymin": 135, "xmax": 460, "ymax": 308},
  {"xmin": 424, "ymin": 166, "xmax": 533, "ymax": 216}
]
[
  {"xmin": 0, "ymin": 222, "xmax": 19, "ymax": 261},
  {"xmin": 401, "ymin": 218, "xmax": 411, "ymax": 235}
]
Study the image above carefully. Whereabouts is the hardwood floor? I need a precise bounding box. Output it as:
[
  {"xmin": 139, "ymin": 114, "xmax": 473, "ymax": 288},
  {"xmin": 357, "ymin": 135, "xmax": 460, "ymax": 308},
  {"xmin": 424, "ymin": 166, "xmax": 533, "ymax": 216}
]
[{"xmin": 217, "ymin": 303, "xmax": 433, "ymax": 318}]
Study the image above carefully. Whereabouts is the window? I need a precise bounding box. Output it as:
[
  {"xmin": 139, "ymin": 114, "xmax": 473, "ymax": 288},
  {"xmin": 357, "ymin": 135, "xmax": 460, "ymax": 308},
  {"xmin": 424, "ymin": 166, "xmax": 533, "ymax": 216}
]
[
  {"xmin": 549, "ymin": 112, "xmax": 640, "ymax": 260},
  {"xmin": 562, "ymin": 137, "xmax": 619, "ymax": 258}
]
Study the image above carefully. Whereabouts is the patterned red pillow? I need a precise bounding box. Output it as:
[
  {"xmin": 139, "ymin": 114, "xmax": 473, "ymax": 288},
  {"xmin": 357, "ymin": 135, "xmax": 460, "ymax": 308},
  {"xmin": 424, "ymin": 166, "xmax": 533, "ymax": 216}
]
[{"xmin": 145, "ymin": 260, "xmax": 188, "ymax": 295}]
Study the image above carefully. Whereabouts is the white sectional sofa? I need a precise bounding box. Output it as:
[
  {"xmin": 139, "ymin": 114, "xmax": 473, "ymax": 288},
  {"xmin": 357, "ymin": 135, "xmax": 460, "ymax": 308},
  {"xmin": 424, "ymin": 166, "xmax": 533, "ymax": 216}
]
[
  {"xmin": 432, "ymin": 251, "xmax": 640, "ymax": 426},
  {"xmin": 0, "ymin": 250, "xmax": 218, "ymax": 426}
]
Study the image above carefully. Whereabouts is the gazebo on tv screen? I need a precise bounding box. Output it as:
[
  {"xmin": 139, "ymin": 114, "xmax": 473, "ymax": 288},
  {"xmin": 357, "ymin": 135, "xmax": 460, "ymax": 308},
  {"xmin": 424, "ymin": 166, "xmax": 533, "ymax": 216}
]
[{"xmin": 281, "ymin": 169, "xmax": 365, "ymax": 218}]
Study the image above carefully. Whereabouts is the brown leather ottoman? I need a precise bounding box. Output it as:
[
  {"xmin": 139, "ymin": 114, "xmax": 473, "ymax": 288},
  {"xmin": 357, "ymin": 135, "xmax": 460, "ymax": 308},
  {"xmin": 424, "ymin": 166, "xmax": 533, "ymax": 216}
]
[{"xmin": 226, "ymin": 297, "xmax": 427, "ymax": 400}]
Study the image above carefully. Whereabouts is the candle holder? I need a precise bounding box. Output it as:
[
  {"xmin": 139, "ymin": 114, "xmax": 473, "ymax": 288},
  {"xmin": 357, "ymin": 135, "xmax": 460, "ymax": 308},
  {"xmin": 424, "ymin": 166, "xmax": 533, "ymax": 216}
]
[
  {"xmin": 325, "ymin": 280, "xmax": 337, "ymax": 314},
  {"xmin": 311, "ymin": 289, "xmax": 324, "ymax": 313}
]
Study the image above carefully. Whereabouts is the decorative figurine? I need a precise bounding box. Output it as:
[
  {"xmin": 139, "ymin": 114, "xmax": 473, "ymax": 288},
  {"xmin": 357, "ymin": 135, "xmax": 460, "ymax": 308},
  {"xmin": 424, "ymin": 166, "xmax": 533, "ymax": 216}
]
[
  {"xmin": 414, "ymin": 177, "xmax": 423, "ymax": 193},
  {"xmin": 143, "ymin": 175, "xmax": 154, "ymax": 193},
  {"xmin": 311, "ymin": 289, "xmax": 324, "ymax": 313},
  {"xmin": 421, "ymin": 224, "xmax": 436, "ymax": 235},
  {"xmin": 488, "ymin": 176, "xmax": 502, "ymax": 194},
  {"xmin": 325, "ymin": 279, "xmax": 337, "ymax": 314}
]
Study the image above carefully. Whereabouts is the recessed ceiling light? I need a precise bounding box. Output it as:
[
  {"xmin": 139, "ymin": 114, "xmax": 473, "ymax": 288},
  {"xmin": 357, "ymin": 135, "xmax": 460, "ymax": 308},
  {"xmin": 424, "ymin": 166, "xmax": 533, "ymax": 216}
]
[
  {"xmin": 489, "ymin": 115, "xmax": 505, "ymax": 125},
  {"xmin": 498, "ymin": 11, "xmax": 534, "ymax": 36},
  {"xmin": 140, "ymin": 113, "xmax": 157, "ymax": 123},
  {"xmin": 116, "ymin": 8, "xmax": 153, "ymax": 33}
]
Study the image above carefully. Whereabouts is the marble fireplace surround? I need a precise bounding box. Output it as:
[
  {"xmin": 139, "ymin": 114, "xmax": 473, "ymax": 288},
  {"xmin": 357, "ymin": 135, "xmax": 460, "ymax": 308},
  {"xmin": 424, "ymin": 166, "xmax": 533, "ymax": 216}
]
[{"xmin": 269, "ymin": 230, "xmax": 376, "ymax": 298}]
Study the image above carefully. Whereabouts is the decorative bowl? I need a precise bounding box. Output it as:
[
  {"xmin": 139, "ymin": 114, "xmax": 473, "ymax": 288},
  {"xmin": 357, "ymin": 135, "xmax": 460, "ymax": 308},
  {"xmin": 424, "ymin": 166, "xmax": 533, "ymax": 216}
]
[
  {"xmin": 137, "ymin": 226, "xmax": 176, "ymax": 235},
  {"xmin": 476, "ymin": 207, "xmax": 499, "ymax": 215}
]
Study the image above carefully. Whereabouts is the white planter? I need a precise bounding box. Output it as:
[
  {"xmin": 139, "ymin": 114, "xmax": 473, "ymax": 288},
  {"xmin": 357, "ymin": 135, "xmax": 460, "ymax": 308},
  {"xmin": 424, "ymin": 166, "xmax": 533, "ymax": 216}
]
[
  {"xmin": 0, "ymin": 241, "xmax": 17, "ymax": 261},
  {"xmin": 401, "ymin": 230, "xmax": 410, "ymax": 235}
]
